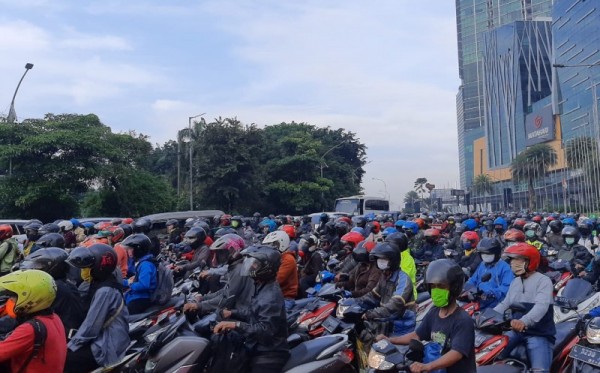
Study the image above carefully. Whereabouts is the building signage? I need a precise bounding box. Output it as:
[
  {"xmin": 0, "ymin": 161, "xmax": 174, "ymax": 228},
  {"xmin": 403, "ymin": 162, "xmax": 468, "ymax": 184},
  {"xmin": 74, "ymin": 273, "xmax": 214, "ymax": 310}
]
[{"xmin": 525, "ymin": 106, "xmax": 554, "ymax": 146}]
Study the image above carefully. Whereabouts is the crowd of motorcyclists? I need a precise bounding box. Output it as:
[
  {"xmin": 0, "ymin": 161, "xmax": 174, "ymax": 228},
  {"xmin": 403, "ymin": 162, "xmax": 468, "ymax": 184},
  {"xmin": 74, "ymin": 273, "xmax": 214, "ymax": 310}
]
[{"xmin": 0, "ymin": 211, "xmax": 599, "ymax": 372}]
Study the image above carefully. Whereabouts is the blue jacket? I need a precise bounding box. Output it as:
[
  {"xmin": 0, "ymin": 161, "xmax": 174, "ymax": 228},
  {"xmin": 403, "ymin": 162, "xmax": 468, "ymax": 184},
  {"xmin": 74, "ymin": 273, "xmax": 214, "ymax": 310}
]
[
  {"xmin": 466, "ymin": 259, "xmax": 514, "ymax": 309},
  {"xmin": 124, "ymin": 254, "xmax": 157, "ymax": 303}
]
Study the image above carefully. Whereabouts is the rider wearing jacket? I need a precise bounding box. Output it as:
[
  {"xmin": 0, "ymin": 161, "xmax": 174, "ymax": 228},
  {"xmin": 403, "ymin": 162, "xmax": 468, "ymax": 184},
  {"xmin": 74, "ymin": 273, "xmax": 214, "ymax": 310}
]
[
  {"xmin": 336, "ymin": 241, "xmax": 381, "ymax": 297},
  {"xmin": 175, "ymin": 227, "xmax": 210, "ymax": 279},
  {"xmin": 464, "ymin": 238, "xmax": 513, "ymax": 310},
  {"xmin": 412, "ymin": 228, "xmax": 444, "ymax": 262},
  {"xmin": 558, "ymin": 226, "xmax": 593, "ymax": 277},
  {"xmin": 457, "ymin": 231, "xmax": 481, "ymax": 278},
  {"xmin": 357, "ymin": 242, "xmax": 416, "ymax": 336},
  {"xmin": 385, "ymin": 232, "xmax": 417, "ymax": 299},
  {"xmin": 298, "ymin": 234, "xmax": 324, "ymax": 298},
  {"xmin": 122, "ymin": 234, "xmax": 157, "ymax": 314},
  {"xmin": 0, "ymin": 225, "xmax": 18, "ymax": 277},
  {"xmin": 263, "ymin": 231, "xmax": 298, "ymax": 299}
]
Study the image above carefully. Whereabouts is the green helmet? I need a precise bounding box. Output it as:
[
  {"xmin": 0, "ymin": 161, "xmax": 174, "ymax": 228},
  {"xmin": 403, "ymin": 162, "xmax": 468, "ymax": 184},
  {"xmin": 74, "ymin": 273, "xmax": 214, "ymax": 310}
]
[{"xmin": 0, "ymin": 270, "xmax": 56, "ymax": 315}]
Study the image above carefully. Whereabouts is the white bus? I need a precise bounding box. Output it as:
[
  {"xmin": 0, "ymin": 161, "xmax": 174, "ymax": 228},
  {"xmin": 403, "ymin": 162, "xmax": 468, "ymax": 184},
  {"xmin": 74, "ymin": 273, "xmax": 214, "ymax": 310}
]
[{"xmin": 334, "ymin": 195, "xmax": 390, "ymax": 216}]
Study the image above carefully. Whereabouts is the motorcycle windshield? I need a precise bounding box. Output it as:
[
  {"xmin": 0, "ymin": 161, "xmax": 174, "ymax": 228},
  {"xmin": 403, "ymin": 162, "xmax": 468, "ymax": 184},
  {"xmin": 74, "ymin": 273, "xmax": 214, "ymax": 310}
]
[{"xmin": 561, "ymin": 278, "xmax": 593, "ymax": 304}]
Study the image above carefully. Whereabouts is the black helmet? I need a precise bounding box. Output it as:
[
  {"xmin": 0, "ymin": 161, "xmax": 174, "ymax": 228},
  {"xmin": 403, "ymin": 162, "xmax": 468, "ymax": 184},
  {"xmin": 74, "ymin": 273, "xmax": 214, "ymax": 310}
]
[
  {"xmin": 24, "ymin": 222, "xmax": 42, "ymax": 241},
  {"xmin": 334, "ymin": 221, "xmax": 350, "ymax": 236},
  {"xmin": 36, "ymin": 233, "xmax": 65, "ymax": 249},
  {"xmin": 320, "ymin": 213, "xmax": 329, "ymax": 223},
  {"xmin": 477, "ymin": 238, "xmax": 502, "ymax": 258},
  {"xmin": 111, "ymin": 218, "xmax": 122, "ymax": 226},
  {"xmin": 425, "ymin": 259, "xmax": 464, "ymax": 298},
  {"xmin": 39, "ymin": 223, "xmax": 60, "ymax": 236},
  {"xmin": 21, "ymin": 247, "xmax": 69, "ymax": 279},
  {"xmin": 242, "ymin": 245, "xmax": 281, "ymax": 281},
  {"xmin": 454, "ymin": 223, "xmax": 466, "ymax": 235},
  {"xmin": 369, "ymin": 242, "xmax": 400, "ymax": 270},
  {"xmin": 352, "ymin": 240, "xmax": 376, "ymax": 263},
  {"xmin": 184, "ymin": 218, "xmax": 197, "ymax": 231},
  {"xmin": 67, "ymin": 244, "xmax": 117, "ymax": 281},
  {"xmin": 549, "ymin": 220, "xmax": 563, "ymax": 234},
  {"xmin": 122, "ymin": 234, "xmax": 152, "ymax": 259},
  {"xmin": 215, "ymin": 227, "xmax": 236, "ymax": 239},
  {"xmin": 119, "ymin": 223, "xmax": 133, "ymax": 238},
  {"xmin": 166, "ymin": 219, "xmax": 179, "ymax": 228},
  {"xmin": 353, "ymin": 216, "xmax": 367, "ymax": 228},
  {"xmin": 133, "ymin": 218, "xmax": 152, "ymax": 234},
  {"xmin": 184, "ymin": 227, "xmax": 207, "ymax": 247},
  {"xmin": 385, "ymin": 232, "xmax": 409, "ymax": 253},
  {"xmin": 562, "ymin": 226, "xmax": 581, "ymax": 242}
]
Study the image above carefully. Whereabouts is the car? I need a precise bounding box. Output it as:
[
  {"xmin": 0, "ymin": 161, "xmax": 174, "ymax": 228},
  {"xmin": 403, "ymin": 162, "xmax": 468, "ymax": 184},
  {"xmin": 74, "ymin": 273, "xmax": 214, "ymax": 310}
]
[
  {"xmin": 138, "ymin": 210, "xmax": 225, "ymax": 240},
  {"xmin": 308, "ymin": 212, "xmax": 350, "ymax": 231}
]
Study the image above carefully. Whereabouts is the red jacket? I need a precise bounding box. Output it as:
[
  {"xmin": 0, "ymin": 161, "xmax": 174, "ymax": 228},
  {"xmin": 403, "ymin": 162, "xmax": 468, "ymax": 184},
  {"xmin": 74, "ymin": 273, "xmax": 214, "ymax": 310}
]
[
  {"xmin": 276, "ymin": 252, "xmax": 298, "ymax": 299},
  {"xmin": 0, "ymin": 314, "xmax": 66, "ymax": 373}
]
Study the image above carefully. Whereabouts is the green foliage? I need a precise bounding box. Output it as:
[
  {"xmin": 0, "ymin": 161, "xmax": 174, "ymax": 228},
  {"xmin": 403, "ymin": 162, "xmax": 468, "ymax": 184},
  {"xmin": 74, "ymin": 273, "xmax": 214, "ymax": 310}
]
[{"xmin": 510, "ymin": 143, "xmax": 557, "ymax": 210}]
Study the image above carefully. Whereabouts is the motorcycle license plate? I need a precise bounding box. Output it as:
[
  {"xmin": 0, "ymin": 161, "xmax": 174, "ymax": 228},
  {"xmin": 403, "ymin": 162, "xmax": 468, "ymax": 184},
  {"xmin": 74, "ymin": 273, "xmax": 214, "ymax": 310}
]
[
  {"xmin": 322, "ymin": 315, "xmax": 340, "ymax": 333},
  {"xmin": 570, "ymin": 344, "xmax": 600, "ymax": 368}
]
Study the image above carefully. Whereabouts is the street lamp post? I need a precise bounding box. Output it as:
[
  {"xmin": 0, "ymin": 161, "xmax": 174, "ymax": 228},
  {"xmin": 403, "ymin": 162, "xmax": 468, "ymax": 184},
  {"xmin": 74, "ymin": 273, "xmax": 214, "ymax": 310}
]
[
  {"xmin": 318, "ymin": 140, "xmax": 347, "ymax": 211},
  {"xmin": 7, "ymin": 63, "xmax": 34, "ymax": 124},
  {"xmin": 371, "ymin": 177, "xmax": 388, "ymax": 200},
  {"xmin": 188, "ymin": 113, "xmax": 205, "ymax": 210}
]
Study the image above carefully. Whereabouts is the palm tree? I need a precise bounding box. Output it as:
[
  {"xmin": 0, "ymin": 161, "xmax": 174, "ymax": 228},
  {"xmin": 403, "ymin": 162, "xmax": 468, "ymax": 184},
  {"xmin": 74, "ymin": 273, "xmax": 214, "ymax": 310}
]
[
  {"xmin": 472, "ymin": 174, "xmax": 493, "ymax": 211},
  {"xmin": 414, "ymin": 177, "xmax": 428, "ymax": 205},
  {"xmin": 404, "ymin": 190, "xmax": 419, "ymax": 211},
  {"xmin": 510, "ymin": 143, "xmax": 557, "ymax": 211}
]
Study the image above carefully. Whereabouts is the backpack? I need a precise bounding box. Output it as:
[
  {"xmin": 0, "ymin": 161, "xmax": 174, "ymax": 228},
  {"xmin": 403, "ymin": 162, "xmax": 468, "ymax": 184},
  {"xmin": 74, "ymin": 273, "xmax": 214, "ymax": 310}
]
[
  {"xmin": 19, "ymin": 318, "xmax": 47, "ymax": 373},
  {"xmin": 150, "ymin": 259, "xmax": 174, "ymax": 306}
]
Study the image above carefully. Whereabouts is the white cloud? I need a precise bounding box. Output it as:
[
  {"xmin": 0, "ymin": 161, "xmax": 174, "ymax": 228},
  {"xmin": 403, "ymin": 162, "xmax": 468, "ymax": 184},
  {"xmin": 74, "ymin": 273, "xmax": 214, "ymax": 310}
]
[{"xmin": 59, "ymin": 34, "xmax": 132, "ymax": 51}]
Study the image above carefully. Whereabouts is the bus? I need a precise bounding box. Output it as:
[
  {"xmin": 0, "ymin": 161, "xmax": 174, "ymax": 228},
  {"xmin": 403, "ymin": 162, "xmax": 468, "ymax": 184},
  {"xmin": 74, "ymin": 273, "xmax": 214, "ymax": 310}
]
[{"xmin": 334, "ymin": 195, "xmax": 390, "ymax": 216}]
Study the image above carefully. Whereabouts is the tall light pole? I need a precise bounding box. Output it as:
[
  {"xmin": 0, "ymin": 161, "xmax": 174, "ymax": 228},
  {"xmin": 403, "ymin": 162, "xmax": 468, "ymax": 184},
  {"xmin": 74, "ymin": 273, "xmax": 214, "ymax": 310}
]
[
  {"xmin": 319, "ymin": 140, "xmax": 347, "ymax": 179},
  {"xmin": 188, "ymin": 113, "xmax": 205, "ymax": 210},
  {"xmin": 7, "ymin": 63, "xmax": 34, "ymax": 124},
  {"xmin": 371, "ymin": 177, "xmax": 388, "ymax": 200}
]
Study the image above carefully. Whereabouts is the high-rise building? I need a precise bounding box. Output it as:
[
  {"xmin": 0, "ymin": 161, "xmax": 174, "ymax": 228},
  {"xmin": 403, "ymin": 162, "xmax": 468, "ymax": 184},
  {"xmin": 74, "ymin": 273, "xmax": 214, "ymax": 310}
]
[{"xmin": 455, "ymin": 0, "xmax": 554, "ymax": 188}]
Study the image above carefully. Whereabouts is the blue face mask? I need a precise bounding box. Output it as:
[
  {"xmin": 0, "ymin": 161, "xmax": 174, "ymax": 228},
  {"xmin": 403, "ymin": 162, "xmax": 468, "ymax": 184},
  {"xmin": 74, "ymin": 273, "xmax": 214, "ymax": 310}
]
[{"xmin": 462, "ymin": 242, "xmax": 472, "ymax": 250}]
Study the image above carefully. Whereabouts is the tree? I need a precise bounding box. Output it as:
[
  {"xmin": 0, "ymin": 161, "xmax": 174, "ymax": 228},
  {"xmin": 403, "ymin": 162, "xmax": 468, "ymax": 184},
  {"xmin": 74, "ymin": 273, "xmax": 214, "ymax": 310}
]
[
  {"xmin": 404, "ymin": 191, "xmax": 419, "ymax": 211},
  {"xmin": 472, "ymin": 174, "xmax": 493, "ymax": 211},
  {"xmin": 414, "ymin": 178, "xmax": 428, "ymax": 204},
  {"xmin": 510, "ymin": 143, "xmax": 557, "ymax": 211}
]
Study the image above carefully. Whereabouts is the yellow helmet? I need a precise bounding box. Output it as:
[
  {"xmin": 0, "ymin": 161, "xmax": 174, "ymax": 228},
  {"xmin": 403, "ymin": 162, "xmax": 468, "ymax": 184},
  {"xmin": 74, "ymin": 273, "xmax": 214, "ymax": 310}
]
[{"xmin": 0, "ymin": 270, "xmax": 56, "ymax": 315}]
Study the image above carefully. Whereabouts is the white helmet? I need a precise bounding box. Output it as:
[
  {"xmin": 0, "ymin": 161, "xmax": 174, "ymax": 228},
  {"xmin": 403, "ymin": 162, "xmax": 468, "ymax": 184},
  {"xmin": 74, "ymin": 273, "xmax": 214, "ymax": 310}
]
[
  {"xmin": 58, "ymin": 220, "xmax": 73, "ymax": 232},
  {"xmin": 262, "ymin": 231, "xmax": 290, "ymax": 253}
]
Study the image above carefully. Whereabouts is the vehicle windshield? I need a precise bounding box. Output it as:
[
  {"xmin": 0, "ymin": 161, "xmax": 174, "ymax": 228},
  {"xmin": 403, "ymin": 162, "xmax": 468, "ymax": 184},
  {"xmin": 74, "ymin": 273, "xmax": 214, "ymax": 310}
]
[{"xmin": 335, "ymin": 199, "xmax": 360, "ymax": 214}]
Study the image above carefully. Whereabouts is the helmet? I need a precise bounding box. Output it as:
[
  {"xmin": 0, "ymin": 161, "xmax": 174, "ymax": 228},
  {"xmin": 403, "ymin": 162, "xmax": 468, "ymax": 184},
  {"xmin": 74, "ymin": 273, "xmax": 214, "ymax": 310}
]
[
  {"xmin": 549, "ymin": 220, "xmax": 564, "ymax": 234},
  {"xmin": 70, "ymin": 218, "xmax": 80, "ymax": 228},
  {"xmin": 532, "ymin": 215, "xmax": 543, "ymax": 224},
  {"xmin": 504, "ymin": 243, "xmax": 540, "ymax": 272},
  {"xmin": 454, "ymin": 223, "xmax": 466, "ymax": 235},
  {"xmin": 385, "ymin": 232, "xmax": 409, "ymax": 253},
  {"xmin": 562, "ymin": 226, "xmax": 581, "ymax": 242},
  {"xmin": 279, "ymin": 224, "xmax": 296, "ymax": 239},
  {"xmin": 563, "ymin": 217, "xmax": 577, "ymax": 227},
  {"xmin": 368, "ymin": 221, "xmax": 381, "ymax": 234},
  {"xmin": 523, "ymin": 222, "xmax": 542, "ymax": 240},
  {"xmin": 477, "ymin": 238, "xmax": 502, "ymax": 258},
  {"xmin": 111, "ymin": 218, "xmax": 122, "ymax": 226},
  {"xmin": 320, "ymin": 213, "xmax": 329, "ymax": 223},
  {"xmin": 36, "ymin": 233, "xmax": 65, "ymax": 249},
  {"xmin": 262, "ymin": 231, "xmax": 290, "ymax": 253},
  {"xmin": 335, "ymin": 221, "xmax": 350, "ymax": 236},
  {"xmin": 220, "ymin": 214, "xmax": 232, "ymax": 226},
  {"xmin": 402, "ymin": 221, "xmax": 419, "ymax": 235},
  {"xmin": 352, "ymin": 240, "xmax": 376, "ymax": 263},
  {"xmin": 107, "ymin": 226, "xmax": 125, "ymax": 243},
  {"xmin": 242, "ymin": 245, "xmax": 281, "ymax": 281},
  {"xmin": 336, "ymin": 216, "xmax": 352, "ymax": 225},
  {"xmin": 258, "ymin": 219, "xmax": 277, "ymax": 233},
  {"xmin": 166, "ymin": 219, "xmax": 179, "ymax": 228},
  {"xmin": 414, "ymin": 218, "xmax": 426, "ymax": 229},
  {"xmin": 0, "ymin": 225, "xmax": 13, "ymax": 241},
  {"xmin": 578, "ymin": 220, "xmax": 593, "ymax": 236},
  {"xmin": 493, "ymin": 217, "xmax": 508, "ymax": 231},
  {"xmin": 21, "ymin": 247, "xmax": 69, "ymax": 279},
  {"xmin": 39, "ymin": 223, "xmax": 60, "ymax": 236},
  {"xmin": 512, "ymin": 218, "xmax": 527, "ymax": 231},
  {"xmin": 353, "ymin": 216, "xmax": 367, "ymax": 228},
  {"xmin": 394, "ymin": 220, "xmax": 406, "ymax": 230},
  {"xmin": 504, "ymin": 228, "xmax": 526, "ymax": 244},
  {"xmin": 122, "ymin": 218, "xmax": 134, "ymax": 225},
  {"xmin": 340, "ymin": 231, "xmax": 365, "ymax": 248},
  {"xmin": 382, "ymin": 227, "xmax": 398, "ymax": 238},
  {"xmin": 231, "ymin": 216, "xmax": 244, "ymax": 228},
  {"xmin": 425, "ymin": 259, "xmax": 464, "ymax": 298},
  {"xmin": 463, "ymin": 219, "xmax": 478, "ymax": 231},
  {"xmin": 351, "ymin": 227, "xmax": 367, "ymax": 236},
  {"xmin": 94, "ymin": 221, "xmax": 111, "ymax": 232},
  {"xmin": 210, "ymin": 233, "xmax": 246, "ymax": 262},
  {"xmin": 369, "ymin": 242, "xmax": 400, "ymax": 270},
  {"xmin": 460, "ymin": 231, "xmax": 479, "ymax": 249},
  {"xmin": 119, "ymin": 224, "xmax": 133, "ymax": 238},
  {"xmin": 184, "ymin": 227, "xmax": 208, "ymax": 247},
  {"xmin": 298, "ymin": 234, "xmax": 319, "ymax": 252},
  {"xmin": 0, "ymin": 270, "xmax": 56, "ymax": 316},
  {"xmin": 122, "ymin": 234, "xmax": 152, "ymax": 259},
  {"xmin": 57, "ymin": 220, "xmax": 73, "ymax": 232},
  {"xmin": 133, "ymin": 218, "xmax": 152, "ymax": 233},
  {"xmin": 67, "ymin": 244, "xmax": 118, "ymax": 281},
  {"xmin": 424, "ymin": 228, "xmax": 441, "ymax": 242},
  {"xmin": 214, "ymin": 227, "xmax": 236, "ymax": 239}
]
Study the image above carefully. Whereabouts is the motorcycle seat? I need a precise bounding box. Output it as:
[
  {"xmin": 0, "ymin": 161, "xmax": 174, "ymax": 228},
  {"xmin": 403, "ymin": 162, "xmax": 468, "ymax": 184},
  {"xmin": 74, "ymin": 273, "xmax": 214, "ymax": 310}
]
[
  {"xmin": 416, "ymin": 292, "xmax": 431, "ymax": 303},
  {"xmin": 553, "ymin": 320, "xmax": 577, "ymax": 356},
  {"xmin": 282, "ymin": 334, "xmax": 346, "ymax": 371},
  {"xmin": 125, "ymin": 296, "xmax": 181, "ymax": 323}
]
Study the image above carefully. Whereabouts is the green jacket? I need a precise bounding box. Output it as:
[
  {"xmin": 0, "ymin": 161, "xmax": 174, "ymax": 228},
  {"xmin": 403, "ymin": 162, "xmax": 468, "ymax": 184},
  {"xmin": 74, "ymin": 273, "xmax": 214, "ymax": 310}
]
[{"xmin": 0, "ymin": 238, "xmax": 18, "ymax": 274}]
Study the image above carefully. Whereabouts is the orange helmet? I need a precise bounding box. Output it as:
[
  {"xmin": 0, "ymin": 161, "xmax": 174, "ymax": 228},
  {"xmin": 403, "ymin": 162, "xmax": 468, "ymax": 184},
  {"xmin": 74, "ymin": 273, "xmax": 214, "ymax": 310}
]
[
  {"xmin": 107, "ymin": 226, "xmax": 125, "ymax": 243},
  {"xmin": 122, "ymin": 218, "xmax": 134, "ymax": 225},
  {"xmin": 279, "ymin": 224, "xmax": 296, "ymax": 239},
  {"xmin": 414, "ymin": 218, "xmax": 426, "ymax": 229},
  {"xmin": 504, "ymin": 228, "xmax": 525, "ymax": 243},
  {"xmin": 0, "ymin": 225, "xmax": 13, "ymax": 241},
  {"xmin": 424, "ymin": 228, "xmax": 441, "ymax": 238},
  {"xmin": 341, "ymin": 231, "xmax": 365, "ymax": 248},
  {"xmin": 504, "ymin": 243, "xmax": 540, "ymax": 272}
]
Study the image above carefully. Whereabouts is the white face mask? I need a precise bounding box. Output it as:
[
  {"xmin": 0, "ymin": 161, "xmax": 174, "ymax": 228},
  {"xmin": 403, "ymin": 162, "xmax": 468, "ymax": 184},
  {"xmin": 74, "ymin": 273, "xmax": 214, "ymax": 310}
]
[
  {"xmin": 481, "ymin": 253, "xmax": 495, "ymax": 263},
  {"xmin": 376, "ymin": 258, "xmax": 390, "ymax": 270}
]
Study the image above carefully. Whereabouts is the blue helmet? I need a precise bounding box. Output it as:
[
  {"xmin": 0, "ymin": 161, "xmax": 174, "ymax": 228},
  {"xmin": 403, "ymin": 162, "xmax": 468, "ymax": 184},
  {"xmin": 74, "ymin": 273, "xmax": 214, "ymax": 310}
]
[
  {"xmin": 364, "ymin": 213, "xmax": 376, "ymax": 222},
  {"xmin": 562, "ymin": 217, "xmax": 576, "ymax": 227},
  {"xmin": 463, "ymin": 218, "xmax": 478, "ymax": 231},
  {"xmin": 394, "ymin": 220, "xmax": 406, "ymax": 230},
  {"xmin": 351, "ymin": 227, "xmax": 367, "ymax": 236},
  {"xmin": 492, "ymin": 217, "xmax": 507, "ymax": 231},
  {"xmin": 70, "ymin": 218, "xmax": 80, "ymax": 228},
  {"xmin": 402, "ymin": 221, "xmax": 419, "ymax": 235},
  {"xmin": 259, "ymin": 219, "xmax": 277, "ymax": 232},
  {"xmin": 382, "ymin": 227, "xmax": 398, "ymax": 238}
]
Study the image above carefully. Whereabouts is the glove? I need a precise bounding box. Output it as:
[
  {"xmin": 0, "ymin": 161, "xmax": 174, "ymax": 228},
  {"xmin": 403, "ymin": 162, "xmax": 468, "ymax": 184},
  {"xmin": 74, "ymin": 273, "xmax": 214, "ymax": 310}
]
[{"xmin": 343, "ymin": 290, "xmax": 353, "ymax": 298}]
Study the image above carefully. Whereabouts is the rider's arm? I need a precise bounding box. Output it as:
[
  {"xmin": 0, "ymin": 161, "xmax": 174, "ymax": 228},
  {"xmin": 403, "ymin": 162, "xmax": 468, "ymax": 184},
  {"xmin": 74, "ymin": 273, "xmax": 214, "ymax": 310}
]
[
  {"xmin": 388, "ymin": 331, "xmax": 419, "ymax": 345},
  {"xmin": 365, "ymin": 272, "xmax": 413, "ymax": 319},
  {"xmin": 520, "ymin": 275, "xmax": 553, "ymax": 327},
  {"xmin": 423, "ymin": 350, "xmax": 464, "ymax": 371}
]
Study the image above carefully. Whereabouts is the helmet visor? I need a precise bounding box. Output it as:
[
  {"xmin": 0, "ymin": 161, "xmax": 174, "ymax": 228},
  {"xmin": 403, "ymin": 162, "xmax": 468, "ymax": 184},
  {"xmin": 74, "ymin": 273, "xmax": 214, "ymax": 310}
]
[
  {"xmin": 241, "ymin": 257, "xmax": 259, "ymax": 277},
  {"xmin": 19, "ymin": 260, "xmax": 44, "ymax": 271}
]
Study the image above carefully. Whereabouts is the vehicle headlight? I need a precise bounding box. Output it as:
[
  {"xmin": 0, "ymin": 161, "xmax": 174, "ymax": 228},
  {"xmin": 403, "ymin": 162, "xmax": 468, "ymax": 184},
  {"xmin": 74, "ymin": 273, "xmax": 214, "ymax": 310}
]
[
  {"xmin": 144, "ymin": 327, "xmax": 167, "ymax": 343},
  {"xmin": 336, "ymin": 304, "xmax": 349, "ymax": 319},
  {"xmin": 475, "ymin": 339, "xmax": 503, "ymax": 363},
  {"xmin": 587, "ymin": 318, "xmax": 600, "ymax": 344},
  {"xmin": 145, "ymin": 359, "xmax": 158, "ymax": 372},
  {"xmin": 298, "ymin": 317, "xmax": 315, "ymax": 330},
  {"xmin": 367, "ymin": 348, "xmax": 394, "ymax": 370}
]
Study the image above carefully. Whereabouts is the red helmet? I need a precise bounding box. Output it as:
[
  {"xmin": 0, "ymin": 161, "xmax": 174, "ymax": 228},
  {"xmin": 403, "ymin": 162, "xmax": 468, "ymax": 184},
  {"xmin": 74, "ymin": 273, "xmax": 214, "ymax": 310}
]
[
  {"xmin": 341, "ymin": 231, "xmax": 365, "ymax": 248},
  {"xmin": 107, "ymin": 226, "xmax": 125, "ymax": 243},
  {"xmin": 424, "ymin": 228, "xmax": 441, "ymax": 239},
  {"xmin": 414, "ymin": 218, "xmax": 426, "ymax": 229},
  {"xmin": 94, "ymin": 221, "xmax": 111, "ymax": 231},
  {"xmin": 512, "ymin": 218, "xmax": 527, "ymax": 230},
  {"xmin": 220, "ymin": 214, "xmax": 232, "ymax": 226},
  {"xmin": 532, "ymin": 215, "xmax": 543, "ymax": 224},
  {"xmin": 504, "ymin": 243, "xmax": 540, "ymax": 272},
  {"xmin": 336, "ymin": 216, "xmax": 352, "ymax": 226},
  {"xmin": 122, "ymin": 218, "xmax": 134, "ymax": 225},
  {"xmin": 504, "ymin": 228, "xmax": 526, "ymax": 243},
  {"xmin": 460, "ymin": 231, "xmax": 480, "ymax": 248},
  {"xmin": 0, "ymin": 225, "xmax": 13, "ymax": 241},
  {"xmin": 371, "ymin": 221, "xmax": 381, "ymax": 234},
  {"xmin": 280, "ymin": 224, "xmax": 296, "ymax": 239}
]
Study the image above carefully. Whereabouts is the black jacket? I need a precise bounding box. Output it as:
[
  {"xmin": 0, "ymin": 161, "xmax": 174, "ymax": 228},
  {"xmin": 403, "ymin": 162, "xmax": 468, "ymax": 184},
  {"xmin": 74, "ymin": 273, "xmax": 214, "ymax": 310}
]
[
  {"xmin": 201, "ymin": 259, "xmax": 254, "ymax": 314},
  {"xmin": 53, "ymin": 279, "xmax": 85, "ymax": 335}
]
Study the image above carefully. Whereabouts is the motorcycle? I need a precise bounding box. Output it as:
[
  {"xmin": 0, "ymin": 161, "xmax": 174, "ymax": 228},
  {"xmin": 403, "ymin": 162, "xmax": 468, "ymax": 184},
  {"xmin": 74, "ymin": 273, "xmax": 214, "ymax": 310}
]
[
  {"xmin": 544, "ymin": 259, "xmax": 573, "ymax": 296},
  {"xmin": 563, "ymin": 314, "xmax": 600, "ymax": 372},
  {"xmin": 291, "ymin": 283, "xmax": 346, "ymax": 338},
  {"xmin": 365, "ymin": 338, "xmax": 425, "ymax": 372},
  {"xmin": 458, "ymin": 272, "xmax": 492, "ymax": 316},
  {"xmin": 554, "ymin": 278, "xmax": 600, "ymax": 324}
]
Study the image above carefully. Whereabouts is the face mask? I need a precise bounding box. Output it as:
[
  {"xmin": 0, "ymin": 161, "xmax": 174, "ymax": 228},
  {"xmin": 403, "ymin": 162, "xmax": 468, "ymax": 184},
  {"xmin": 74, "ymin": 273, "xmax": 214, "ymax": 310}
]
[
  {"xmin": 462, "ymin": 242, "xmax": 472, "ymax": 250},
  {"xmin": 510, "ymin": 260, "xmax": 527, "ymax": 276},
  {"xmin": 81, "ymin": 268, "xmax": 92, "ymax": 283},
  {"xmin": 376, "ymin": 259, "xmax": 390, "ymax": 270},
  {"xmin": 495, "ymin": 227, "xmax": 503, "ymax": 233},
  {"xmin": 565, "ymin": 237, "xmax": 575, "ymax": 245},
  {"xmin": 231, "ymin": 221, "xmax": 239, "ymax": 228},
  {"xmin": 485, "ymin": 226, "xmax": 493, "ymax": 232},
  {"xmin": 525, "ymin": 230, "xmax": 535, "ymax": 239},
  {"xmin": 481, "ymin": 253, "xmax": 495, "ymax": 263},
  {"xmin": 425, "ymin": 237, "xmax": 437, "ymax": 244},
  {"xmin": 431, "ymin": 287, "xmax": 450, "ymax": 308}
]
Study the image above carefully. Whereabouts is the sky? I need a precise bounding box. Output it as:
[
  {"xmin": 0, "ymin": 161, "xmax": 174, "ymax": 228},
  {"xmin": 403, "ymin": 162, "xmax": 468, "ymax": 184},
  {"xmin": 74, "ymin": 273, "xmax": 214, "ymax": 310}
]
[{"xmin": 0, "ymin": 0, "xmax": 461, "ymax": 211}]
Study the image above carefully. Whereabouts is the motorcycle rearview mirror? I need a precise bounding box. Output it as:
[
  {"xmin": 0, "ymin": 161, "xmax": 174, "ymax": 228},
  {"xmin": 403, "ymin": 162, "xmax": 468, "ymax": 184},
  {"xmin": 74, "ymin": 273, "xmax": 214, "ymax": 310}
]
[
  {"xmin": 408, "ymin": 339, "xmax": 424, "ymax": 353},
  {"xmin": 503, "ymin": 309, "xmax": 513, "ymax": 321},
  {"xmin": 481, "ymin": 273, "xmax": 492, "ymax": 283}
]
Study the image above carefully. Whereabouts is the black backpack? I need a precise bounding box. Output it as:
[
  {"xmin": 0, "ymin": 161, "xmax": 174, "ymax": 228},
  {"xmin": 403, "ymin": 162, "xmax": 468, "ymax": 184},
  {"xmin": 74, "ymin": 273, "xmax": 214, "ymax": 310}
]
[{"xmin": 19, "ymin": 318, "xmax": 47, "ymax": 373}]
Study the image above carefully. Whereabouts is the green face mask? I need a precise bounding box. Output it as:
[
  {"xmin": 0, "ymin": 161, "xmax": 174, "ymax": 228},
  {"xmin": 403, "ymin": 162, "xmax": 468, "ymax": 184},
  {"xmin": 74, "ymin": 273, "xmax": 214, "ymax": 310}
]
[
  {"xmin": 565, "ymin": 237, "xmax": 575, "ymax": 245},
  {"xmin": 431, "ymin": 287, "xmax": 450, "ymax": 308},
  {"xmin": 231, "ymin": 220, "xmax": 239, "ymax": 228}
]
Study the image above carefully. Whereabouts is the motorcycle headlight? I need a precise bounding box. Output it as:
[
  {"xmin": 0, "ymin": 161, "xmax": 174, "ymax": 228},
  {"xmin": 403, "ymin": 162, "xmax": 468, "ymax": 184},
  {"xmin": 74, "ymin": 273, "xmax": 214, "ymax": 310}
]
[
  {"xmin": 587, "ymin": 317, "xmax": 600, "ymax": 344},
  {"xmin": 367, "ymin": 348, "xmax": 394, "ymax": 370},
  {"xmin": 298, "ymin": 317, "xmax": 315, "ymax": 330},
  {"xmin": 475, "ymin": 339, "xmax": 503, "ymax": 363},
  {"xmin": 145, "ymin": 359, "xmax": 158, "ymax": 372},
  {"xmin": 336, "ymin": 304, "xmax": 349, "ymax": 319},
  {"xmin": 144, "ymin": 326, "xmax": 168, "ymax": 343}
]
